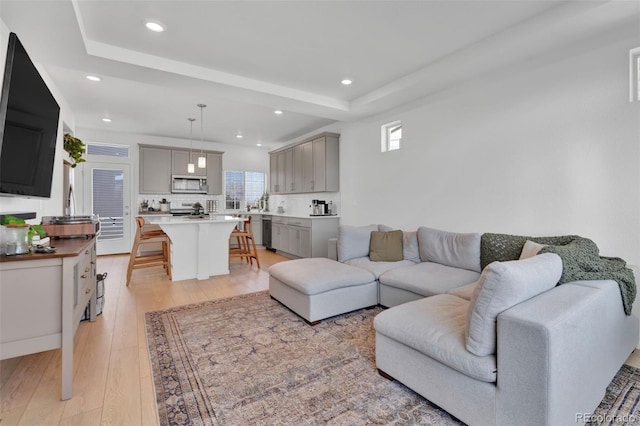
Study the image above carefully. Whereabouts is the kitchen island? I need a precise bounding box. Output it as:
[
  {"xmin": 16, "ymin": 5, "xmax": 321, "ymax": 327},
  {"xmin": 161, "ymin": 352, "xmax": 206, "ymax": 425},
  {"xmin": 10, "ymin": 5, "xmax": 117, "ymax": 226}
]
[{"xmin": 147, "ymin": 215, "xmax": 240, "ymax": 281}]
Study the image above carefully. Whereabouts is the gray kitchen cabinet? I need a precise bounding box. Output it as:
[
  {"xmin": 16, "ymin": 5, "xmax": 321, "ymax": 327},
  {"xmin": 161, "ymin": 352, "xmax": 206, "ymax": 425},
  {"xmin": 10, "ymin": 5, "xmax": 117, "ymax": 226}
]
[
  {"xmin": 292, "ymin": 144, "xmax": 303, "ymax": 193},
  {"xmin": 311, "ymin": 135, "xmax": 339, "ymax": 192},
  {"xmin": 140, "ymin": 146, "xmax": 172, "ymax": 194},
  {"xmin": 288, "ymin": 224, "xmax": 311, "ymax": 258},
  {"xmin": 269, "ymin": 154, "xmax": 278, "ymax": 194},
  {"xmin": 249, "ymin": 214, "xmax": 262, "ymax": 245},
  {"xmin": 301, "ymin": 141, "xmax": 313, "ymax": 192},
  {"xmin": 272, "ymin": 219, "xmax": 289, "ymax": 252},
  {"xmin": 273, "ymin": 216, "xmax": 338, "ymax": 258},
  {"xmin": 172, "ymin": 149, "xmax": 206, "ymax": 176},
  {"xmin": 139, "ymin": 144, "xmax": 223, "ymax": 194},
  {"xmin": 284, "ymin": 149, "xmax": 294, "ymax": 193},
  {"xmin": 271, "ymin": 150, "xmax": 288, "ymax": 194},
  {"xmin": 269, "ymin": 132, "xmax": 339, "ymax": 194},
  {"xmin": 206, "ymin": 152, "xmax": 223, "ymax": 195}
]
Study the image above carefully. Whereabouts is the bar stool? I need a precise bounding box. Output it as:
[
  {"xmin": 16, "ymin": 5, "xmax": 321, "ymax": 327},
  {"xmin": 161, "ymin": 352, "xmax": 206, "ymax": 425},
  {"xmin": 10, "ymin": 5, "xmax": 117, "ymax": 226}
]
[
  {"xmin": 126, "ymin": 217, "xmax": 172, "ymax": 285},
  {"xmin": 229, "ymin": 215, "xmax": 260, "ymax": 268}
]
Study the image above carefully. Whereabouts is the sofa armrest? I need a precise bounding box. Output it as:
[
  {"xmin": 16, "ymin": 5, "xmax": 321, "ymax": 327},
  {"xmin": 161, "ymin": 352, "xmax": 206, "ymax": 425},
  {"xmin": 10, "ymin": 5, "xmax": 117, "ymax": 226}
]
[
  {"xmin": 328, "ymin": 238, "xmax": 338, "ymax": 261},
  {"xmin": 496, "ymin": 280, "xmax": 638, "ymax": 426}
]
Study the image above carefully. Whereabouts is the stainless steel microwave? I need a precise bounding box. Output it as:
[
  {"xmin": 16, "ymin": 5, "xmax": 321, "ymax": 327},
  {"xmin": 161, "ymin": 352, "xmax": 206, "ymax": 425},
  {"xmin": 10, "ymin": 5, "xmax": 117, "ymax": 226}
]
[{"xmin": 171, "ymin": 175, "xmax": 208, "ymax": 194}]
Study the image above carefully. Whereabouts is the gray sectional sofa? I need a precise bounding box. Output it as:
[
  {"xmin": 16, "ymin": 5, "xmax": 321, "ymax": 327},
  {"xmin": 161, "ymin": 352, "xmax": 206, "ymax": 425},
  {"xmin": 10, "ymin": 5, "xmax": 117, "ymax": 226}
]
[{"xmin": 327, "ymin": 225, "xmax": 639, "ymax": 426}]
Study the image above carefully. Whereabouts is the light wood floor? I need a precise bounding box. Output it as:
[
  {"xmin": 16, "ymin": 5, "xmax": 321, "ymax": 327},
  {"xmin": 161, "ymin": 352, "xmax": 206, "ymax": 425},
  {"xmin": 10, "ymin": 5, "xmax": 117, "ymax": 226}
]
[
  {"xmin": 0, "ymin": 248, "xmax": 290, "ymax": 426},
  {"xmin": 2, "ymin": 249, "xmax": 640, "ymax": 426}
]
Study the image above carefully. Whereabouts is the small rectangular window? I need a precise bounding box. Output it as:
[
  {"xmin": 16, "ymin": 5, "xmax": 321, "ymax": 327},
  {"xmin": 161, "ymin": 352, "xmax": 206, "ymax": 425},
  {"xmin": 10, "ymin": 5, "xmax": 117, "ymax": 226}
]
[
  {"xmin": 86, "ymin": 143, "xmax": 129, "ymax": 157},
  {"xmin": 381, "ymin": 121, "xmax": 402, "ymax": 152}
]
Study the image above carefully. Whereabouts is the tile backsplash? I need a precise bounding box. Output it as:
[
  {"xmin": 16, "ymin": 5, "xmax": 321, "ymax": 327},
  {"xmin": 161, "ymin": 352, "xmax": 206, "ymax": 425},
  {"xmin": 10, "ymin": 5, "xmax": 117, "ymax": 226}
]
[
  {"xmin": 137, "ymin": 194, "xmax": 224, "ymax": 212},
  {"xmin": 268, "ymin": 193, "xmax": 340, "ymax": 216},
  {"xmin": 136, "ymin": 192, "xmax": 340, "ymax": 216}
]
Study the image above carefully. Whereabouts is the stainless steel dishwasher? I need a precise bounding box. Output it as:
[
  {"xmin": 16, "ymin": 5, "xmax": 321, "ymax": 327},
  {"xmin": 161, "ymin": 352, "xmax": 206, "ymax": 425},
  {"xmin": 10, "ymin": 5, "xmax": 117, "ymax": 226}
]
[{"xmin": 262, "ymin": 215, "xmax": 274, "ymax": 251}]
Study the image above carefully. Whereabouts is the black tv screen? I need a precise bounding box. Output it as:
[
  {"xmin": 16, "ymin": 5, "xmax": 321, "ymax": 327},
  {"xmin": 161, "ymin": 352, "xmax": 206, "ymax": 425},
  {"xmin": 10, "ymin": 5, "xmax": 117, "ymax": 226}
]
[{"xmin": 0, "ymin": 32, "xmax": 60, "ymax": 199}]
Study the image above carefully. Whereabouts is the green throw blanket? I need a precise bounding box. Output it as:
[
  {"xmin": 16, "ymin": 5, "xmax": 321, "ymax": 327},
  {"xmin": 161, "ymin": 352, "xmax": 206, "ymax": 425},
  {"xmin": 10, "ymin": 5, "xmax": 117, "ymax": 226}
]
[{"xmin": 481, "ymin": 233, "xmax": 636, "ymax": 315}]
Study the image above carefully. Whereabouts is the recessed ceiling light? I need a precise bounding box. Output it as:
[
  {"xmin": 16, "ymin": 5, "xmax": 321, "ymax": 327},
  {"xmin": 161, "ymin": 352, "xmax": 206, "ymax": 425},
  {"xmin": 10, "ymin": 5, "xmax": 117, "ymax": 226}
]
[
  {"xmin": 274, "ymin": 110, "xmax": 283, "ymax": 115},
  {"xmin": 341, "ymin": 79, "xmax": 353, "ymax": 86},
  {"xmin": 145, "ymin": 21, "xmax": 166, "ymax": 32},
  {"xmin": 256, "ymin": 143, "xmax": 262, "ymax": 147},
  {"xmin": 102, "ymin": 118, "xmax": 112, "ymax": 122},
  {"xmin": 236, "ymin": 134, "xmax": 243, "ymax": 139},
  {"xmin": 86, "ymin": 75, "xmax": 101, "ymax": 82}
]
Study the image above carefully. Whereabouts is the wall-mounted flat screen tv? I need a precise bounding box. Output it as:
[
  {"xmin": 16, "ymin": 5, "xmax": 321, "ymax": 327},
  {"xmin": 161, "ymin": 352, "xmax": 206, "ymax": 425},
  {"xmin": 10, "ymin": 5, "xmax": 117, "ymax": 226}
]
[{"xmin": 0, "ymin": 32, "xmax": 60, "ymax": 199}]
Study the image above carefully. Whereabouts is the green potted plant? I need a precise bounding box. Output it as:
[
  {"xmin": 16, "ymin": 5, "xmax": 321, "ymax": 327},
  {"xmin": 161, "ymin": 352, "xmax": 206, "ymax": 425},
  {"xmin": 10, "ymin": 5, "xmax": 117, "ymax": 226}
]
[
  {"xmin": 63, "ymin": 133, "xmax": 86, "ymax": 168},
  {"xmin": 1, "ymin": 215, "xmax": 47, "ymax": 254}
]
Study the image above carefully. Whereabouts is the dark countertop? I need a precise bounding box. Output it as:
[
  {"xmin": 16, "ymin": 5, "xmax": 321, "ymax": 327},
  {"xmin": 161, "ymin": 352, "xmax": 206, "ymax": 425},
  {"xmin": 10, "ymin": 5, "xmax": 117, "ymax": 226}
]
[{"xmin": 0, "ymin": 237, "xmax": 96, "ymax": 262}]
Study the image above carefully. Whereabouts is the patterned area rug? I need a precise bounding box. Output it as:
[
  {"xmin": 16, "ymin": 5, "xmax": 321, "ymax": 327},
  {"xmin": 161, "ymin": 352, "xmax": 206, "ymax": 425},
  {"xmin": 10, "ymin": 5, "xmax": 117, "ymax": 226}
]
[{"xmin": 146, "ymin": 292, "xmax": 640, "ymax": 426}]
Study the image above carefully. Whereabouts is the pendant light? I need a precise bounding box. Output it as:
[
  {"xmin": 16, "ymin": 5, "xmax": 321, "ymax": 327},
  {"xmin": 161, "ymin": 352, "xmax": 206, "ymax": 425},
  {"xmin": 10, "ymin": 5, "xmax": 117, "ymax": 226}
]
[
  {"xmin": 197, "ymin": 103, "xmax": 207, "ymax": 168},
  {"xmin": 187, "ymin": 118, "xmax": 196, "ymax": 174}
]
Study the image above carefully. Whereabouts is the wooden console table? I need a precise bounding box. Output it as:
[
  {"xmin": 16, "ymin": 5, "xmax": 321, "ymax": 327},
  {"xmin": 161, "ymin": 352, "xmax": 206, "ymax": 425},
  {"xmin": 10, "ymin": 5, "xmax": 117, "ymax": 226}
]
[{"xmin": 0, "ymin": 237, "xmax": 97, "ymax": 400}]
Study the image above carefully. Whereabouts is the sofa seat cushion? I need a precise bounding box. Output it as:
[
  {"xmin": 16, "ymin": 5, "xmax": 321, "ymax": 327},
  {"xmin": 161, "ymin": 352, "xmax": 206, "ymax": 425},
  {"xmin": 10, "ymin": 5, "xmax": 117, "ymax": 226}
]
[
  {"xmin": 268, "ymin": 258, "xmax": 375, "ymax": 295},
  {"xmin": 447, "ymin": 280, "xmax": 479, "ymax": 301},
  {"xmin": 374, "ymin": 294, "xmax": 497, "ymax": 383},
  {"xmin": 379, "ymin": 262, "xmax": 481, "ymax": 297},
  {"xmin": 345, "ymin": 257, "xmax": 416, "ymax": 279}
]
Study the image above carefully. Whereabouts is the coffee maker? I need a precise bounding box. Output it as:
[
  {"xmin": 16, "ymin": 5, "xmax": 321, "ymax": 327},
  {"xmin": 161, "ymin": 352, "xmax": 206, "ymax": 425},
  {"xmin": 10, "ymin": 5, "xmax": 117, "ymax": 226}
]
[{"xmin": 312, "ymin": 199, "xmax": 328, "ymax": 215}]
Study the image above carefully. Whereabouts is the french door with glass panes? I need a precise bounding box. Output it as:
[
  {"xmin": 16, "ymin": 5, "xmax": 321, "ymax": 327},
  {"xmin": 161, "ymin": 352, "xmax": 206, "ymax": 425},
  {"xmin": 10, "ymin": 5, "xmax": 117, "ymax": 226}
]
[{"xmin": 83, "ymin": 162, "xmax": 131, "ymax": 255}]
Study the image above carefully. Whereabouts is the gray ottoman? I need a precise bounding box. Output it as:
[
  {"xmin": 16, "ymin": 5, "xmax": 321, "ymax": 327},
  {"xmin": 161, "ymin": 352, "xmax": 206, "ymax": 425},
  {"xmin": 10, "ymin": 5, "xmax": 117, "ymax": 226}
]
[{"xmin": 269, "ymin": 258, "xmax": 377, "ymax": 325}]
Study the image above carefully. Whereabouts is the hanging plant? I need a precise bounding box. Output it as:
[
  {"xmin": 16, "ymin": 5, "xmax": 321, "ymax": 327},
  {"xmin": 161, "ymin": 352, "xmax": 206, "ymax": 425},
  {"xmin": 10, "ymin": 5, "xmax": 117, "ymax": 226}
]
[{"xmin": 63, "ymin": 133, "xmax": 86, "ymax": 168}]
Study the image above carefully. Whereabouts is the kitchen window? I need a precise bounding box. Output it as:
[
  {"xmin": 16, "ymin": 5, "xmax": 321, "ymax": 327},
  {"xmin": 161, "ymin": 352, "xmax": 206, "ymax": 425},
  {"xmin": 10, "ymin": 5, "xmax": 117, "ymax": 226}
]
[
  {"xmin": 225, "ymin": 171, "xmax": 265, "ymax": 210},
  {"xmin": 86, "ymin": 142, "xmax": 129, "ymax": 157},
  {"xmin": 381, "ymin": 121, "xmax": 402, "ymax": 152}
]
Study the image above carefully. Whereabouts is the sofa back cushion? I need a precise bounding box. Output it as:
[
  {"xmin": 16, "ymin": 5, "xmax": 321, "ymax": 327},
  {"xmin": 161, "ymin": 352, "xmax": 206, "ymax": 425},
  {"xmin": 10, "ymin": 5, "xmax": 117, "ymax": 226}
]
[
  {"xmin": 338, "ymin": 224, "xmax": 379, "ymax": 262},
  {"xmin": 379, "ymin": 225, "xmax": 420, "ymax": 263},
  {"xmin": 369, "ymin": 230, "xmax": 404, "ymax": 262},
  {"xmin": 465, "ymin": 253, "xmax": 563, "ymax": 356},
  {"xmin": 417, "ymin": 227, "xmax": 482, "ymax": 272}
]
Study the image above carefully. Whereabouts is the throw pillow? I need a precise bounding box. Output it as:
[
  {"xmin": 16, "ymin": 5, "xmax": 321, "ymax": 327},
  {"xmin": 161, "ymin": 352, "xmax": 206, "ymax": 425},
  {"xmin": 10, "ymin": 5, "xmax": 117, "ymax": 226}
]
[
  {"xmin": 369, "ymin": 230, "xmax": 404, "ymax": 262},
  {"xmin": 417, "ymin": 227, "xmax": 482, "ymax": 272},
  {"xmin": 337, "ymin": 224, "xmax": 379, "ymax": 262},
  {"xmin": 378, "ymin": 225, "xmax": 420, "ymax": 263},
  {"xmin": 465, "ymin": 253, "xmax": 563, "ymax": 357},
  {"xmin": 519, "ymin": 240, "xmax": 546, "ymax": 259}
]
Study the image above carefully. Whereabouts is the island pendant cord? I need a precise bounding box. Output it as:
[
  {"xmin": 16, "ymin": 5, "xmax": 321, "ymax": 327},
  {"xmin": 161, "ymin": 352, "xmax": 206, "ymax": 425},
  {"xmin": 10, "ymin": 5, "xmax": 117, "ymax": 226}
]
[
  {"xmin": 188, "ymin": 118, "xmax": 195, "ymax": 174},
  {"xmin": 198, "ymin": 104, "xmax": 207, "ymax": 168}
]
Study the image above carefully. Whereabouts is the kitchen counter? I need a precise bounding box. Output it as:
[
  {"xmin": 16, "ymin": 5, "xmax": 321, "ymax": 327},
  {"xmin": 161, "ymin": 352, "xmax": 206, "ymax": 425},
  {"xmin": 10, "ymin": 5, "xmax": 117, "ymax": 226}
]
[
  {"xmin": 222, "ymin": 211, "xmax": 340, "ymax": 219},
  {"xmin": 0, "ymin": 237, "xmax": 95, "ymax": 262},
  {"xmin": 147, "ymin": 216, "xmax": 240, "ymax": 280},
  {"xmin": 140, "ymin": 210, "xmax": 340, "ymax": 219}
]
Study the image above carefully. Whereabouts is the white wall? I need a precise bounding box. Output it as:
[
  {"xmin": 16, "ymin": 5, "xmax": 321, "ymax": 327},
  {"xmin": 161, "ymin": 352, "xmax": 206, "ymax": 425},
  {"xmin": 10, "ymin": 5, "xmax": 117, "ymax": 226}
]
[
  {"xmin": 339, "ymin": 24, "xmax": 640, "ymax": 264},
  {"xmin": 0, "ymin": 19, "xmax": 75, "ymax": 223}
]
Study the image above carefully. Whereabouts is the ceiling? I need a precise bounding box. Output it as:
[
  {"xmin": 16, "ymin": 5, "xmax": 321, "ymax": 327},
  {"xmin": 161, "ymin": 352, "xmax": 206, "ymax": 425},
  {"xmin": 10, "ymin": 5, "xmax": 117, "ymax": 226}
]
[{"xmin": 0, "ymin": 1, "xmax": 637, "ymax": 150}]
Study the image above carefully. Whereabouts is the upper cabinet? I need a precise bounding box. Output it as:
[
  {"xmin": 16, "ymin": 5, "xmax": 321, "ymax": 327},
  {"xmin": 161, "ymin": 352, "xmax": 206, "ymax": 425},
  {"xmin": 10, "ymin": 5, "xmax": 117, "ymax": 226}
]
[
  {"xmin": 206, "ymin": 152, "xmax": 223, "ymax": 195},
  {"xmin": 139, "ymin": 144, "xmax": 223, "ymax": 194},
  {"xmin": 140, "ymin": 146, "xmax": 172, "ymax": 194},
  {"xmin": 171, "ymin": 150, "xmax": 206, "ymax": 177},
  {"xmin": 269, "ymin": 133, "xmax": 339, "ymax": 194},
  {"xmin": 270, "ymin": 150, "xmax": 288, "ymax": 194}
]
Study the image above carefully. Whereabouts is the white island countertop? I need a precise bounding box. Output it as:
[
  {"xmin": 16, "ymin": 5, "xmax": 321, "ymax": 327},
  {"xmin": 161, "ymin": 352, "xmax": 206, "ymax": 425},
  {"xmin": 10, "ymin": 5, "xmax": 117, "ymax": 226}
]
[{"xmin": 147, "ymin": 215, "xmax": 240, "ymax": 281}]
